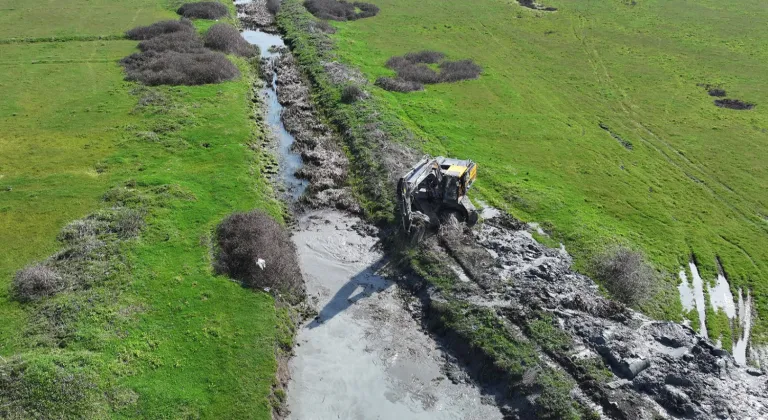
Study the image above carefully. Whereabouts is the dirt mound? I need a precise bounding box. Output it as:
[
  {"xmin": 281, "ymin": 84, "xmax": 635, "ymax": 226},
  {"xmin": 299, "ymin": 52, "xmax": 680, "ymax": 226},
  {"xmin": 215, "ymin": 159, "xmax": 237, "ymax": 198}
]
[
  {"xmin": 715, "ymin": 98, "xmax": 755, "ymax": 110},
  {"xmin": 437, "ymin": 215, "xmax": 768, "ymax": 418}
]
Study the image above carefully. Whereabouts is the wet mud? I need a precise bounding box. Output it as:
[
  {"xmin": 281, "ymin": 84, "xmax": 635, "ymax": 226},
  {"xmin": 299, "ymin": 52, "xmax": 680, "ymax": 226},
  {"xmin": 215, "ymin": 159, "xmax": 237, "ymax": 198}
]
[{"xmin": 287, "ymin": 211, "xmax": 502, "ymax": 419}]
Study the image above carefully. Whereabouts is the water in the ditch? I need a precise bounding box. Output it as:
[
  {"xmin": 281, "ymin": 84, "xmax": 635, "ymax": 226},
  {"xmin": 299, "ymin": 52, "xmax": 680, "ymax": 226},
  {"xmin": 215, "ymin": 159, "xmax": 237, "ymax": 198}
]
[
  {"xmin": 241, "ymin": 29, "xmax": 307, "ymax": 200},
  {"xmin": 289, "ymin": 211, "xmax": 502, "ymax": 420}
]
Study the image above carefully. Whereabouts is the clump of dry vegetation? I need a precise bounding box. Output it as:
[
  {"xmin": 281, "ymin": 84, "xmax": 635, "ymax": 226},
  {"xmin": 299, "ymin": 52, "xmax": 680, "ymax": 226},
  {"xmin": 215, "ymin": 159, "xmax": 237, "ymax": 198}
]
[
  {"xmin": 177, "ymin": 1, "xmax": 229, "ymax": 19},
  {"xmin": 341, "ymin": 84, "xmax": 364, "ymax": 103},
  {"xmin": 304, "ymin": 0, "xmax": 379, "ymax": 21},
  {"xmin": 11, "ymin": 265, "xmax": 63, "ymax": 303},
  {"xmin": 125, "ymin": 19, "xmax": 195, "ymax": 40},
  {"xmin": 592, "ymin": 246, "xmax": 659, "ymax": 306},
  {"xmin": 203, "ymin": 23, "xmax": 257, "ymax": 57},
  {"xmin": 138, "ymin": 31, "xmax": 204, "ymax": 53},
  {"xmin": 267, "ymin": 0, "xmax": 282, "ymax": 14},
  {"xmin": 121, "ymin": 50, "xmax": 239, "ymax": 86},
  {"xmin": 215, "ymin": 211, "xmax": 305, "ymax": 299},
  {"xmin": 10, "ymin": 207, "xmax": 146, "ymax": 303},
  {"xmin": 377, "ymin": 50, "xmax": 482, "ymax": 92},
  {"xmin": 121, "ymin": 20, "xmax": 243, "ymax": 86},
  {"xmin": 374, "ymin": 77, "xmax": 423, "ymax": 93},
  {"xmin": 714, "ymin": 98, "xmax": 755, "ymax": 110}
]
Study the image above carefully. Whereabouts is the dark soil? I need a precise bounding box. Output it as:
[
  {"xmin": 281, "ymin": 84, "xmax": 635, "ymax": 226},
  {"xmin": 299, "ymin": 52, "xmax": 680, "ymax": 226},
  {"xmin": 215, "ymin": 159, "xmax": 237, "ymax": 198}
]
[
  {"xmin": 599, "ymin": 122, "xmax": 633, "ymax": 150},
  {"xmin": 715, "ymin": 98, "xmax": 755, "ymax": 110}
]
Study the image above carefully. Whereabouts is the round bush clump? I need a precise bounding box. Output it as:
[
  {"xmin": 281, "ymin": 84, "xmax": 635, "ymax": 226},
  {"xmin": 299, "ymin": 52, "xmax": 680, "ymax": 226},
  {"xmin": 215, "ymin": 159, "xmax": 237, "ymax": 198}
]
[
  {"xmin": 203, "ymin": 23, "xmax": 257, "ymax": 57},
  {"xmin": 215, "ymin": 211, "xmax": 305, "ymax": 298},
  {"xmin": 12, "ymin": 265, "xmax": 63, "ymax": 302},
  {"xmin": 177, "ymin": 1, "xmax": 229, "ymax": 19}
]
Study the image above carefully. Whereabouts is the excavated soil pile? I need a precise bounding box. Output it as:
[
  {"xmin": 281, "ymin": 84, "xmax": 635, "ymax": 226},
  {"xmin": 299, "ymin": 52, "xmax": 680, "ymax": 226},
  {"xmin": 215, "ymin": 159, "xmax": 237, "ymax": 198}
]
[{"xmin": 438, "ymin": 213, "xmax": 768, "ymax": 418}]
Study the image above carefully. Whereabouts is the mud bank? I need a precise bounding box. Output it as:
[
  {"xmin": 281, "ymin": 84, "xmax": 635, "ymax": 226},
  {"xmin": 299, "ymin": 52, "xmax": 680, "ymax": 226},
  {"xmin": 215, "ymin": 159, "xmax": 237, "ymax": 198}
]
[
  {"xmin": 288, "ymin": 211, "xmax": 502, "ymax": 419},
  {"xmin": 436, "ymin": 211, "xmax": 768, "ymax": 418}
]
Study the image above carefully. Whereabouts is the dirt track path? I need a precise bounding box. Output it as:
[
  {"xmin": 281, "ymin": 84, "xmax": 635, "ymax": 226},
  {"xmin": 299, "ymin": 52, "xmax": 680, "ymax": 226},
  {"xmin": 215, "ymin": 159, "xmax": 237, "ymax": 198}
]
[{"xmin": 286, "ymin": 210, "xmax": 502, "ymax": 420}]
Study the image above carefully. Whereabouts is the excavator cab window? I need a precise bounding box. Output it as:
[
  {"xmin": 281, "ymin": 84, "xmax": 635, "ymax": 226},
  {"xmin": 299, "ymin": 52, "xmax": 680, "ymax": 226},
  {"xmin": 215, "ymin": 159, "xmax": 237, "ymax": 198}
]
[{"xmin": 443, "ymin": 176, "xmax": 459, "ymax": 202}]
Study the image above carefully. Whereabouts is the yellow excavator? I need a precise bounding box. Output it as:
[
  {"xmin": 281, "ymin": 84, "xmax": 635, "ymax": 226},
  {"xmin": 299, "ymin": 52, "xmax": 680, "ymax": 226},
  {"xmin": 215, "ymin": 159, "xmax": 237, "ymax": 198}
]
[{"xmin": 397, "ymin": 156, "xmax": 478, "ymax": 236}]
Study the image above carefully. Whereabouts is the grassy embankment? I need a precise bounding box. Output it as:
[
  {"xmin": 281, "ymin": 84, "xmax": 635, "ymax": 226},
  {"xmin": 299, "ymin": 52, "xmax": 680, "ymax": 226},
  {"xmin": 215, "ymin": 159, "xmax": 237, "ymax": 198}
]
[
  {"xmin": 0, "ymin": 0, "xmax": 284, "ymax": 417},
  {"xmin": 327, "ymin": 0, "xmax": 768, "ymax": 342}
]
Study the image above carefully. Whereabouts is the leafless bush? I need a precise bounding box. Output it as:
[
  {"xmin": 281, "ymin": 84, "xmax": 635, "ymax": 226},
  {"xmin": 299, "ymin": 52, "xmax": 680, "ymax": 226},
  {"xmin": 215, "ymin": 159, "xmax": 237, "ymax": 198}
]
[
  {"xmin": 404, "ymin": 50, "xmax": 445, "ymax": 64},
  {"xmin": 707, "ymin": 88, "xmax": 726, "ymax": 97},
  {"xmin": 177, "ymin": 1, "xmax": 229, "ymax": 19},
  {"xmin": 341, "ymin": 84, "xmax": 363, "ymax": 103},
  {"xmin": 138, "ymin": 31, "xmax": 204, "ymax": 53},
  {"xmin": 12, "ymin": 265, "xmax": 64, "ymax": 302},
  {"xmin": 113, "ymin": 209, "xmax": 145, "ymax": 239},
  {"xmin": 215, "ymin": 211, "xmax": 304, "ymax": 298},
  {"xmin": 267, "ymin": 0, "xmax": 281, "ymax": 14},
  {"xmin": 311, "ymin": 19, "xmax": 336, "ymax": 34},
  {"xmin": 714, "ymin": 98, "xmax": 755, "ymax": 110},
  {"xmin": 203, "ymin": 23, "xmax": 256, "ymax": 57},
  {"xmin": 125, "ymin": 19, "xmax": 194, "ymax": 40},
  {"xmin": 592, "ymin": 246, "xmax": 658, "ymax": 306},
  {"xmin": 374, "ymin": 77, "xmax": 423, "ymax": 93},
  {"xmin": 121, "ymin": 50, "xmax": 240, "ymax": 86},
  {"xmin": 397, "ymin": 63, "xmax": 440, "ymax": 84},
  {"xmin": 384, "ymin": 53, "xmax": 481, "ymax": 87},
  {"xmin": 304, "ymin": 0, "xmax": 379, "ymax": 21},
  {"xmin": 438, "ymin": 59, "xmax": 482, "ymax": 82}
]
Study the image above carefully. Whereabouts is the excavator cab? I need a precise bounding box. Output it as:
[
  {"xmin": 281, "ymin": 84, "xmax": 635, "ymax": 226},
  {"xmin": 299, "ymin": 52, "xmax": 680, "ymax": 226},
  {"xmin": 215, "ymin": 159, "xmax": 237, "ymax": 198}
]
[{"xmin": 397, "ymin": 155, "xmax": 478, "ymax": 236}]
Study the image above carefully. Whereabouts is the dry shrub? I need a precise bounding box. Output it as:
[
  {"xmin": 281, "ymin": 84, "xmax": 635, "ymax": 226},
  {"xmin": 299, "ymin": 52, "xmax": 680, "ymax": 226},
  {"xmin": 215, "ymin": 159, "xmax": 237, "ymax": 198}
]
[
  {"xmin": 374, "ymin": 77, "xmax": 423, "ymax": 93},
  {"xmin": 341, "ymin": 84, "xmax": 363, "ymax": 103},
  {"xmin": 592, "ymin": 246, "xmax": 658, "ymax": 306},
  {"xmin": 138, "ymin": 31, "xmax": 204, "ymax": 53},
  {"xmin": 267, "ymin": 0, "xmax": 281, "ymax": 14},
  {"xmin": 177, "ymin": 1, "xmax": 229, "ymax": 19},
  {"xmin": 203, "ymin": 23, "xmax": 256, "ymax": 57},
  {"xmin": 12, "ymin": 265, "xmax": 64, "ymax": 302},
  {"xmin": 379, "ymin": 52, "xmax": 481, "ymax": 92},
  {"xmin": 439, "ymin": 59, "xmax": 482, "ymax": 82},
  {"xmin": 404, "ymin": 50, "xmax": 445, "ymax": 64},
  {"xmin": 125, "ymin": 19, "xmax": 194, "ymax": 40},
  {"xmin": 121, "ymin": 50, "xmax": 239, "ymax": 86},
  {"xmin": 714, "ymin": 98, "xmax": 755, "ymax": 110},
  {"xmin": 304, "ymin": 0, "xmax": 379, "ymax": 21},
  {"xmin": 707, "ymin": 88, "xmax": 726, "ymax": 97},
  {"xmin": 215, "ymin": 211, "xmax": 304, "ymax": 298},
  {"xmin": 311, "ymin": 19, "xmax": 336, "ymax": 34}
]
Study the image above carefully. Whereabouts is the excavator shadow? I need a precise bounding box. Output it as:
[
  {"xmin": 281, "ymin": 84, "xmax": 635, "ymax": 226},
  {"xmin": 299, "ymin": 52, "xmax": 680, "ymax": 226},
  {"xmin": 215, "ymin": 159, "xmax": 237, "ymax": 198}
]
[{"xmin": 307, "ymin": 258, "xmax": 391, "ymax": 329}]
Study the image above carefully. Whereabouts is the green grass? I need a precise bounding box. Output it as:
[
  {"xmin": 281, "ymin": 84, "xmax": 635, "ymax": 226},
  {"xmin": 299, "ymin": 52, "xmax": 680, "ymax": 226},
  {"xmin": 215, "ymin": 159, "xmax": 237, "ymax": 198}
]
[
  {"xmin": 0, "ymin": 0, "xmax": 282, "ymax": 417},
  {"xmin": 328, "ymin": 0, "xmax": 768, "ymax": 338},
  {"xmin": 0, "ymin": 0, "xmax": 177, "ymax": 39}
]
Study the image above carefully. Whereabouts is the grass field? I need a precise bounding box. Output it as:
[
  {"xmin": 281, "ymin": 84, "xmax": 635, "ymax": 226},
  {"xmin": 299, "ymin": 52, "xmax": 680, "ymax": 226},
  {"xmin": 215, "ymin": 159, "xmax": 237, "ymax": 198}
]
[
  {"xmin": 0, "ymin": 0, "xmax": 282, "ymax": 417},
  {"xmin": 329, "ymin": 0, "xmax": 768, "ymax": 339}
]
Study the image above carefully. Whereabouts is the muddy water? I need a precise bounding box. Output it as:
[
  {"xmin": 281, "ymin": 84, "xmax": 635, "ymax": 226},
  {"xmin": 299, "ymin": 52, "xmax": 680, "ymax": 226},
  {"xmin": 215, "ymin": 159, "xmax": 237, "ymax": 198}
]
[{"xmin": 288, "ymin": 211, "xmax": 501, "ymax": 419}]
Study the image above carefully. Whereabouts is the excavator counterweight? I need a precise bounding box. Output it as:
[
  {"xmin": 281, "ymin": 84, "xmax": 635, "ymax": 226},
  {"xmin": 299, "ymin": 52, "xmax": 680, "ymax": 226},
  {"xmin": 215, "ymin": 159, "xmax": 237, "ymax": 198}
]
[{"xmin": 397, "ymin": 155, "xmax": 478, "ymax": 236}]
